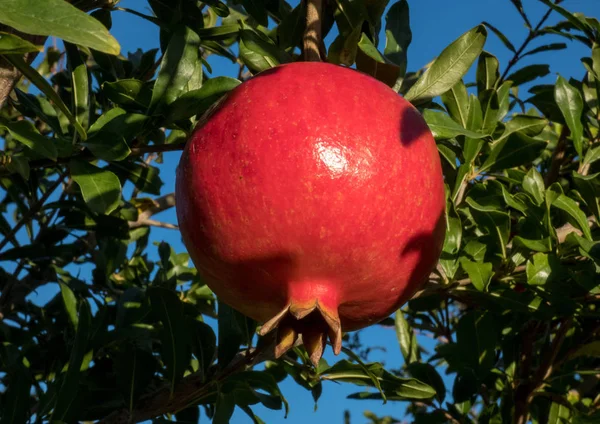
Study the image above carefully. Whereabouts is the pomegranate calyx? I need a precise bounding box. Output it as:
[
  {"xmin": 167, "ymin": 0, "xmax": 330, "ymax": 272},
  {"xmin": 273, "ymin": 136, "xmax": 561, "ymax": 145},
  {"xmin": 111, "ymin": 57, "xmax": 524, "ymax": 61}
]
[{"xmin": 259, "ymin": 301, "xmax": 342, "ymax": 366}]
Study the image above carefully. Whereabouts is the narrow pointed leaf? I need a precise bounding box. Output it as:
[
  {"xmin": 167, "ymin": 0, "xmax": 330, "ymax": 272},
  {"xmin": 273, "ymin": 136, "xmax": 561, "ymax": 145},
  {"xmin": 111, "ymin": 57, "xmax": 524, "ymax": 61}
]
[
  {"xmin": 0, "ymin": 31, "xmax": 43, "ymax": 54},
  {"xmin": 481, "ymin": 132, "xmax": 546, "ymax": 172},
  {"xmin": 384, "ymin": 0, "xmax": 411, "ymax": 75},
  {"xmin": 482, "ymin": 21, "xmax": 516, "ymax": 53},
  {"xmin": 148, "ymin": 287, "xmax": 190, "ymax": 391},
  {"xmin": 150, "ymin": 27, "xmax": 201, "ymax": 113},
  {"xmin": 395, "ymin": 310, "xmax": 418, "ymax": 364},
  {"xmin": 52, "ymin": 301, "xmax": 91, "ymax": 420},
  {"xmin": 554, "ymin": 75, "xmax": 584, "ymax": 157},
  {"xmin": 423, "ymin": 110, "xmax": 487, "ymax": 140},
  {"xmin": 405, "ymin": 25, "xmax": 487, "ymax": 103}
]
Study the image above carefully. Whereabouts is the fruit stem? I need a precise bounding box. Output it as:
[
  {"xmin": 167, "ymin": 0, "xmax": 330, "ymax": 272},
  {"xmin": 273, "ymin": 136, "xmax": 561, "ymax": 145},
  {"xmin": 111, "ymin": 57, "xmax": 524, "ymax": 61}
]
[{"xmin": 303, "ymin": 0, "xmax": 323, "ymax": 62}]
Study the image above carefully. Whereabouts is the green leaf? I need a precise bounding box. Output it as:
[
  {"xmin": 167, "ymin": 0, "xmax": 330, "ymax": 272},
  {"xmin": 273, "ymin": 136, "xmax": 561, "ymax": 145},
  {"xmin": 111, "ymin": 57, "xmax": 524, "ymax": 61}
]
[
  {"xmin": 59, "ymin": 282, "xmax": 78, "ymax": 329},
  {"xmin": 214, "ymin": 391, "xmax": 235, "ymax": 424},
  {"xmin": 278, "ymin": 4, "xmax": 305, "ymax": 50},
  {"xmin": 239, "ymin": 28, "xmax": 288, "ymax": 73},
  {"xmin": 5, "ymin": 155, "xmax": 30, "ymax": 179},
  {"xmin": 463, "ymin": 93, "xmax": 484, "ymax": 163},
  {"xmin": 189, "ymin": 319, "xmax": 216, "ymax": 381},
  {"xmin": 523, "ymin": 168, "xmax": 545, "ymax": 205},
  {"xmin": 476, "ymin": 51, "xmax": 499, "ymax": 93},
  {"xmin": 455, "ymin": 311, "xmax": 497, "ymax": 376},
  {"xmin": 548, "ymin": 401, "xmax": 571, "ymax": 423},
  {"xmin": 82, "ymin": 134, "xmax": 131, "ymax": 162},
  {"xmin": 196, "ymin": 24, "xmax": 240, "ymax": 40},
  {"xmin": 0, "ymin": 119, "xmax": 57, "ymax": 160},
  {"xmin": 405, "ymin": 25, "xmax": 487, "ymax": 103},
  {"xmin": 568, "ymin": 341, "xmax": 600, "ymax": 360},
  {"xmin": 218, "ymin": 300, "xmax": 250, "ymax": 367},
  {"xmin": 442, "ymin": 215, "xmax": 462, "ymax": 254},
  {"xmin": 13, "ymin": 89, "xmax": 63, "ymax": 135},
  {"xmin": 521, "ymin": 43, "xmax": 567, "ymax": 58},
  {"xmin": 384, "ymin": 0, "xmax": 411, "ymax": 76},
  {"xmin": 526, "ymin": 252, "xmax": 552, "ymax": 285},
  {"xmin": 0, "ymin": 364, "xmax": 31, "ymax": 424},
  {"xmin": 52, "ymin": 301, "xmax": 91, "ymax": 420},
  {"xmin": 572, "ymin": 172, "xmax": 600, "ymax": 221},
  {"xmin": 441, "ymin": 80, "xmax": 469, "ymax": 127},
  {"xmin": 166, "ymin": 76, "xmax": 241, "ymax": 123},
  {"xmin": 109, "ymin": 161, "xmax": 163, "ymax": 195},
  {"xmin": 505, "ymin": 64, "xmax": 550, "ymax": 86},
  {"xmin": 406, "ymin": 363, "xmax": 446, "ymax": 404},
  {"xmin": 116, "ymin": 346, "xmax": 156, "ymax": 414},
  {"xmin": 103, "ymin": 79, "xmax": 150, "ymax": 109},
  {"xmin": 480, "ymin": 132, "xmax": 546, "ymax": 172},
  {"xmin": 0, "ymin": 0, "xmax": 120, "ymax": 54},
  {"xmin": 583, "ymin": 144, "xmax": 600, "ymax": 166},
  {"xmin": 554, "ymin": 75, "xmax": 584, "ymax": 157},
  {"xmin": 459, "ymin": 258, "xmax": 493, "ymax": 291},
  {"xmin": 357, "ymin": 33, "xmax": 385, "ymax": 62},
  {"xmin": 498, "ymin": 114, "xmax": 548, "ymax": 140},
  {"xmin": 551, "ymin": 194, "xmax": 593, "ymax": 241},
  {"xmin": 482, "ymin": 21, "xmax": 516, "ymax": 53},
  {"xmin": 65, "ymin": 43, "xmax": 90, "ymax": 130},
  {"xmin": 241, "ymin": 0, "xmax": 268, "ymax": 26},
  {"xmin": 512, "ymin": 236, "xmax": 552, "ymax": 252},
  {"xmin": 394, "ymin": 310, "xmax": 418, "ymax": 364},
  {"xmin": 0, "ymin": 31, "xmax": 43, "ymax": 54},
  {"xmin": 328, "ymin": 26, "xmax": 362, "ymax": 66},
  {"xmin": 148, "ymin": 286, "xmax": 190, "ymax": 392},
  {"xmin": 150, "ymin": 27, "xmax": 200, "ymax": 113},
  {"xmin": 3, "ymin": 55, "xmax": 87, "ymax": 140},
  {"xmin": 537, "ymin": 0, "xmax": 595, "ymax": 40},
  {"xmin": 480, "ymin": 89, "xmax": 500, "ymax": 132},
  {"xmin": 323, "ymin": 360, "xmax": 435, "ymax": 400},
  {"xmin": 422, "ymin": 110, "xmax": 487, "ymax": 140},
  {"xmin": 70, "ymin": 160, "xmax": 122, "ymax": 215}
]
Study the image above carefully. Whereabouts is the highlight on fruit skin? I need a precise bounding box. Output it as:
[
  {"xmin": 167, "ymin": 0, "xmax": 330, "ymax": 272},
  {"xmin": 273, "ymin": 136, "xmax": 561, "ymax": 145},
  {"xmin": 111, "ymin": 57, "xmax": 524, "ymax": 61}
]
[{"xmin": 176, "ymin": 61, "xmax": 446, "ymax": 366}]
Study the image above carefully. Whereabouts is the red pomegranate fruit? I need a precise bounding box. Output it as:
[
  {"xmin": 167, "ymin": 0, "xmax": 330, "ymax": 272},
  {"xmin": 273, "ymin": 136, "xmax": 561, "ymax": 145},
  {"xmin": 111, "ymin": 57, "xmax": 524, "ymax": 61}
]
[{"xmin": 176, "ymin": 62, "xmax": 445, "ymax": 365}]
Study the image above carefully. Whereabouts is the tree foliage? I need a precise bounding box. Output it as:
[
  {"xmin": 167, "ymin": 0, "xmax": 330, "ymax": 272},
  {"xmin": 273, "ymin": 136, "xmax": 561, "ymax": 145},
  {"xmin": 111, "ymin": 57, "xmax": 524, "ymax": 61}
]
[{"xmin": 0, "ymin": 0, "xmax": 599, "ymax": 423}]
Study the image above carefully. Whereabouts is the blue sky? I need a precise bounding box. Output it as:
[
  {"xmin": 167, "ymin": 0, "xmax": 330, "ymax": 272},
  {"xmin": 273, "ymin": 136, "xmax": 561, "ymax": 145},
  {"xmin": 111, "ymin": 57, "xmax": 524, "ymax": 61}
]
[{"xmin": 16, "ymin": 0, "xmax": 600, "ymax": 423}]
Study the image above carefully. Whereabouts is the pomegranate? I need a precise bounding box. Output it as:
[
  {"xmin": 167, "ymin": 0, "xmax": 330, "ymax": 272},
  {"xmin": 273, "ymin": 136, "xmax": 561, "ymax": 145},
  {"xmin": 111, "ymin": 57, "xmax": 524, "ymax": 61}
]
[{"xmin": 176, "ymin": 62, "xmax": 445, "ymax": 365}]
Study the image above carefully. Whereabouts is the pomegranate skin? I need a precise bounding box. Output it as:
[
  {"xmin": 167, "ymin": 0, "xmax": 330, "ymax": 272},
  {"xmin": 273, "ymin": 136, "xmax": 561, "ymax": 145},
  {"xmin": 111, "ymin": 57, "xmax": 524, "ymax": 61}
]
[{"xmin": 176, "ymin": 62, "xmax": 445, "ymax": 359}]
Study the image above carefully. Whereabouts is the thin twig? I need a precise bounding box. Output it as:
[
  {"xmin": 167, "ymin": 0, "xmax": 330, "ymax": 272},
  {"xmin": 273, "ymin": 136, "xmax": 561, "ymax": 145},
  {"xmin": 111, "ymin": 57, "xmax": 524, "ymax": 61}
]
[
  {"xmin": 0, "ymin": 173, "xmax": 65, "ymax": 252},
  {"xmin": 500, "ymin": 5, "xmax": 556, "ymax": 82},
  {"xmin": 0, "ymin": 142, "xmax": 187, "ymax": 177}
]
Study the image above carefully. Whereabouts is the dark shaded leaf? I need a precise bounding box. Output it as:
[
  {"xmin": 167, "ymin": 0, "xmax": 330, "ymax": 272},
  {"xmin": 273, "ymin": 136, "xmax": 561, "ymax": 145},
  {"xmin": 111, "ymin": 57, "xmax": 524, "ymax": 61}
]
[
  {"xmin": 505, "ymin": 64, "xmax": 550, "ymax": 86},
  {"xmin": 166, "ymin": 76, "xmax": 241, "ymax": 122},
  {"xmin": 148, "ymin": 286, "xmax": 191, "ymax": 391},
  {"xmin": 384, "ymin": 0, "xmax": 411, "ymax": 77},
  {"xmin": 521, "ymin": 43, "xmax": 567, "ymax": 58},
  {"xmin": 52, "ymin": 301, "xmax": 91, "ymax": 420}
]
